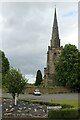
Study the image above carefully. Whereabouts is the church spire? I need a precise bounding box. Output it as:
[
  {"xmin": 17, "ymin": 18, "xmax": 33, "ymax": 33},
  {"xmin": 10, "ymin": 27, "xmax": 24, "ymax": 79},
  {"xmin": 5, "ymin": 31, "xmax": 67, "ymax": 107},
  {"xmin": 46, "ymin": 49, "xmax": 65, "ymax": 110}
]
[
  {"xmin": 51, "ymin": 7, "xmax": 60, "ymax": 48},
  {"xmin": 53, "ymin": 7, "xmax": 58, "ymax": 28}
]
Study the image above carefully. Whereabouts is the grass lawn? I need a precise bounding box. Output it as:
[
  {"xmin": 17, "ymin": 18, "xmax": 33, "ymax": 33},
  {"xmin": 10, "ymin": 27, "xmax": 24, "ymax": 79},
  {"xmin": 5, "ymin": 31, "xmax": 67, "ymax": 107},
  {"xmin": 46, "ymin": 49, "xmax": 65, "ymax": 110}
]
[
  {"xmin": 48, "ymin": 100, "xmax": 80, "ymax": 119},
  {"xmin": 50, "ymin": 100, "xmax": 78, "ymax": 108}
]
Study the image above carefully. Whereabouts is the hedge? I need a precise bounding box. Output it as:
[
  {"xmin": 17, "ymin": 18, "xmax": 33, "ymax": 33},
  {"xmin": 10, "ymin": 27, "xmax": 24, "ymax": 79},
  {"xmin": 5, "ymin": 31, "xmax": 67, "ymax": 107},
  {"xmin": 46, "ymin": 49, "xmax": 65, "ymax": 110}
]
[{"xmin": 48, "ymin": 108, "xmax": 79, "ymax": 119}]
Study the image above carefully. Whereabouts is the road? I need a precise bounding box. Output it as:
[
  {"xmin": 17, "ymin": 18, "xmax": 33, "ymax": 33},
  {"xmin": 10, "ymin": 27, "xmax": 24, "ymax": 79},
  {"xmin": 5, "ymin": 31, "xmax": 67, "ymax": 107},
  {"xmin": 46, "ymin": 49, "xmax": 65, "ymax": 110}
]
[{"xmin": 2, "ymin": 93, "xmax": 78, "ymax": 102}]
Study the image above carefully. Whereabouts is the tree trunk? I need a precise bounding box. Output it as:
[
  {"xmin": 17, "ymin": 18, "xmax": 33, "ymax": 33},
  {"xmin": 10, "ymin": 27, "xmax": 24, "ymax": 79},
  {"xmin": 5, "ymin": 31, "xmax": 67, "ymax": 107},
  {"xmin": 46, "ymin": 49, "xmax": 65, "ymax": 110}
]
[{"xmin": 15, "ymin": 93, "xmax": 17, "ymax": 106}]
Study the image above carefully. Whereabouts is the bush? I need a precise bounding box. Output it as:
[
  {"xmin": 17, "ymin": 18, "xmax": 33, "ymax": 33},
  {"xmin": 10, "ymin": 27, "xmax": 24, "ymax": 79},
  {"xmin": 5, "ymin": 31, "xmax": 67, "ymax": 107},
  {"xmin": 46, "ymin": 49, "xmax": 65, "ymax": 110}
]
[{"xmin": 48, "ymin": 108, "xmax": 79, "ymax": 119}]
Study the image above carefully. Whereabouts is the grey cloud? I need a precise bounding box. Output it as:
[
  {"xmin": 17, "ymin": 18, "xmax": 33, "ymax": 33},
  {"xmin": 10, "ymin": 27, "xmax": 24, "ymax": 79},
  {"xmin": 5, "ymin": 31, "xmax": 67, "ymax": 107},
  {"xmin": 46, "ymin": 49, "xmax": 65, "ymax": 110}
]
[
  {"xmin": 1, "ymin": 2, "xmax": 78, "ymax": 83},
  {"xmin": 8, "ymin": 49, "xmax": 46, "ymax": 75}
]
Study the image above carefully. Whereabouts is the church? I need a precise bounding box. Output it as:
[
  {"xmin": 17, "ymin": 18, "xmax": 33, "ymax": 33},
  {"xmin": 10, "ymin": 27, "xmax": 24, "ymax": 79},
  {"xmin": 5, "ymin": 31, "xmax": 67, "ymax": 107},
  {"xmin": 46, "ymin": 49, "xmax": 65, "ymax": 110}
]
[{"xmin": 43, "ymin": 8, "xmax": 62, "ymax": 87}]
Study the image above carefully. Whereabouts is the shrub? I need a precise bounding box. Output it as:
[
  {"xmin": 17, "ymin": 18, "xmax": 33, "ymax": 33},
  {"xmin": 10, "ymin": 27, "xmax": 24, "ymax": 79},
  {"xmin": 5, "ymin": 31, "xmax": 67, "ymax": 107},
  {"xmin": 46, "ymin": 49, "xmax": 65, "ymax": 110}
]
[{"xmin": 48, "ymin": 108, "xmax": 79, "ymax": 119}]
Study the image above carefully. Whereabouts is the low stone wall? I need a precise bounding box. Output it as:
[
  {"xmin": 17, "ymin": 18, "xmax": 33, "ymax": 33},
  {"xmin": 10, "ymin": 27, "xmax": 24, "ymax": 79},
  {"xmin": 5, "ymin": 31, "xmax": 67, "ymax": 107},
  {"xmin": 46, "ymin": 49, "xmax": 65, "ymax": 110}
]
[{"xmin": 24, "ymin": 86, "xmax": 73, "ymax": 94}]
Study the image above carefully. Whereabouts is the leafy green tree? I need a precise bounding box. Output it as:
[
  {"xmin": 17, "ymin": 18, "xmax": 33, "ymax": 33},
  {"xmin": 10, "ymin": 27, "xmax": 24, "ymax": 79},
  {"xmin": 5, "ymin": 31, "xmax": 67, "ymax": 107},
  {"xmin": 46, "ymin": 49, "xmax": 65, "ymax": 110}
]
[
  {"xmin": 0, "ymin": 50, "xmax": 2, "ymax": 74},
  {"xmin": 55, "ymin": 44, "xmax": 80, "ymax": 91},
  {"xmin": 4, "ymin": 67, "xmax": 27, "ymax": 105},
  {"xmin": 35, "ymin": 70, "xmax": 42, "ymax": 86},
  {"xmin": 0, "ymin": 50, "xmax": 10, "ymax": 75},
  {"xmin": 0, "ymin": 50, "xmax": 10, "ymax": 86}
]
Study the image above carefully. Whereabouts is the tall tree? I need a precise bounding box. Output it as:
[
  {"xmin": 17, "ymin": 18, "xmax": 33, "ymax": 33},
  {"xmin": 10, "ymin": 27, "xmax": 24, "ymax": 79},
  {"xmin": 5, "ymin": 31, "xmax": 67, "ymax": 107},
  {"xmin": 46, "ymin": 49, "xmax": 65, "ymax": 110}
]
[
  {"xmin": 1, "ymin": 50, "xmax": 10, "ymax": 75},
  {"xmin": 0, "ymin": 50, "xmax": 10, "ymax": 86},
  {"xmin": 35, "ymin": 70, "xmax": 42, "ymax": 86},
  {"xmin": 4, "ymin": 67, "xmax": 27, "ymax": 105},
  {"xmin": 55, "ymin": 44, "xmax": 80, "ymax": 91}
]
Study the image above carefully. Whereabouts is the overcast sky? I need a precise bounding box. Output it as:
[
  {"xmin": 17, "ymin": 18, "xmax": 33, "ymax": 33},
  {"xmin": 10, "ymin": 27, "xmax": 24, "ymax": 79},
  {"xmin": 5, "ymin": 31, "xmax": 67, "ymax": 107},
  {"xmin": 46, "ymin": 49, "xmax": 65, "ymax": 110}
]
[{"xmin": 0, "ymin": 2, "xmax": 78, "ymax": 83}]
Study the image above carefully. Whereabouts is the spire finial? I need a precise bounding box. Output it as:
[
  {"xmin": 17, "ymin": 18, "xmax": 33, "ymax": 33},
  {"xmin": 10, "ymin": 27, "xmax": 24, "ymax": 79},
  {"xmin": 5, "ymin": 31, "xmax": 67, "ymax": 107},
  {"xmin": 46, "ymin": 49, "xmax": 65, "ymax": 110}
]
[{"xmin": 55, "ymin": 4, "xmax": 56, "ymax": 8}]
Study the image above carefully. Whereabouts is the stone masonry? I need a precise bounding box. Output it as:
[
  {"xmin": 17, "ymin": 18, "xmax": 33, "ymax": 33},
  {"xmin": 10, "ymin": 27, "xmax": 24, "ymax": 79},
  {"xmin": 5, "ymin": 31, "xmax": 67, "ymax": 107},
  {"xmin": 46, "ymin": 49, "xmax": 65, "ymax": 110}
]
[{"xmin": 43, "ymin": 8, "xmax": 62, "ymax": 87}]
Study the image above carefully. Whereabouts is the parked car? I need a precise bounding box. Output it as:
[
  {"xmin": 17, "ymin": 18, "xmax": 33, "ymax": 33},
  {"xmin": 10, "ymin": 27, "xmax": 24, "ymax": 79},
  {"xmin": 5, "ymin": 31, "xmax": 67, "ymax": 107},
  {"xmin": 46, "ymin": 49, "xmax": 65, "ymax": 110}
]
[{"xmin": 33, "ymin": 89, "xmax": 41, "ymax": 96}]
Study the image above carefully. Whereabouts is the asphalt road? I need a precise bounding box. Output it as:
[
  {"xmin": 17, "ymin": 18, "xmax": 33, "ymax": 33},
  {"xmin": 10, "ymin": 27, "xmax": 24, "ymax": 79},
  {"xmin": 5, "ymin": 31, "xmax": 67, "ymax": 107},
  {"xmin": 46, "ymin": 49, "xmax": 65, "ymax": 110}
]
[{"xmin": 2, "ymin": 93, "xmax": 78, "ymax": 102}]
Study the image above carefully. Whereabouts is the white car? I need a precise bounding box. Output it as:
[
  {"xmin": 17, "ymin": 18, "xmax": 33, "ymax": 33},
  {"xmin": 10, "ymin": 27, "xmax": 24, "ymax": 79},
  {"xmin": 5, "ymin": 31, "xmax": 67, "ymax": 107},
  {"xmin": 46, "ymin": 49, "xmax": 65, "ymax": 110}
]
[{"xmin": 33, "ymin": 89, "xmax": 41, "ymax": 96}]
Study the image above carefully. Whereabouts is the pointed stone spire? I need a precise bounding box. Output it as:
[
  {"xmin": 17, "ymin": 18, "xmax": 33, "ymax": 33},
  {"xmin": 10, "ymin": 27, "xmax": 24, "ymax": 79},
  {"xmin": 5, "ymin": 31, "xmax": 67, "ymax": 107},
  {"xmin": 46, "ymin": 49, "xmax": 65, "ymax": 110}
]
[{"xmin": 51, "ymin": 7, "xmax": 60, "ymax": 48}]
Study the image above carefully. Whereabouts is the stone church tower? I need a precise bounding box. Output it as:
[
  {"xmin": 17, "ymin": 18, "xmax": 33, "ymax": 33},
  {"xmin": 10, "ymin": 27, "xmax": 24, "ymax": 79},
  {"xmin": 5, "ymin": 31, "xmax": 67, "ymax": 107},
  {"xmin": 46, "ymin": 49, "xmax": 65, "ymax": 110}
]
[{"xmin": 43, "ymin": 8, "xmax": 62, "ymax": 87}]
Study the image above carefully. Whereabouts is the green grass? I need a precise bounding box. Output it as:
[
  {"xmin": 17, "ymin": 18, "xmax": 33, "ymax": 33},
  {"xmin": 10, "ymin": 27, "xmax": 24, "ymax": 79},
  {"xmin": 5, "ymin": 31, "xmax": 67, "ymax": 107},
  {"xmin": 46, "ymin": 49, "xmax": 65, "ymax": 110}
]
[
  {"xmin": 48, "ymin": 100, "xmax": 79, "ymax": 119},
  {"xmin": 18, "ymin": 98, "xmax": 73, "ymax": 109},
  {"xmin": 50, "ymin": 100, "xmax": 78, "ymax": 108}
]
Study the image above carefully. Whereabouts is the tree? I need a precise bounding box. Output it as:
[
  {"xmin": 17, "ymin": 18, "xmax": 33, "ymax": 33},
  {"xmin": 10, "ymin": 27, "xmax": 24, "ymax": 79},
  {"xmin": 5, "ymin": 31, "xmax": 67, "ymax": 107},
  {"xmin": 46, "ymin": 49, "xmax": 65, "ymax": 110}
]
[
  {"xmin": 35, "ymin": 70, "xmax": 42, "ymax": 86},
  {"xmin": 55, "ymin": 44, "xmax": 80, "ymax": 91},
  {"xmin": 4, "ymin": 67, "xmax": 27, "ymax": 105},
  {"xmin": 0, "ymin": 50, "xmax": 10, "ymax": 86},
  {"xmin": 0, "ymin": 50, "xmax": 10, "ymax": 75}
]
